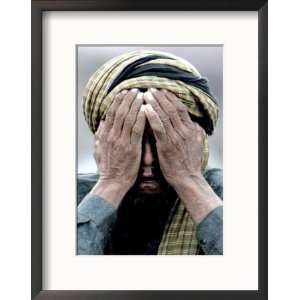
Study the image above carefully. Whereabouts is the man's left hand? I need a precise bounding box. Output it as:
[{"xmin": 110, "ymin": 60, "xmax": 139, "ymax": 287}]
[{"xmin": 144, "ymin": 88, "xmax": 222, "ymax": 223}]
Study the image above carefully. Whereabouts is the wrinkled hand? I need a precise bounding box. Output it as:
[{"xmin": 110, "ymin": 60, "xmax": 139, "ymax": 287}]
[
  {"xmin": 143, "ymin": 88, "xmax": 222, "ymax": 223},
  {"xmin": 143, "ymin": 88, "xmax": 205, "ymax": 187},
  {"xmin": 92, "ymin": 89, "xmax": 146, "ymax": 207}
]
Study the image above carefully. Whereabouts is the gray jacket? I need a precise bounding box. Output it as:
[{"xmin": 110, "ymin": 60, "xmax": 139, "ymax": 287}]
[{"xmin": 77, "ymin": 169, "xmax": 223, "ymax": 255}]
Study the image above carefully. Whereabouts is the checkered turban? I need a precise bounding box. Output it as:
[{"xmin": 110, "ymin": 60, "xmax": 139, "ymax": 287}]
[{"xmin": 82, "ymin": 50, "xmax": 218, "ymax": 135}]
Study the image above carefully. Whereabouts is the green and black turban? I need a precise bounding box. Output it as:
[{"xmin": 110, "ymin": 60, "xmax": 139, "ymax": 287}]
[{"xmin": 82, "ymin": 50, "xmax": 219, "ymax": 135}]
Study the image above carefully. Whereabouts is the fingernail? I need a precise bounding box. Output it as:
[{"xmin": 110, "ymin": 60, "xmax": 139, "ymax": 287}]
[
  {"xmin": 131, "ymin": 88, "xmax": 138, "ymax": 92},
  {"xmin": 140, "ymin": 104, "xmax": 146, "ymax": 112},
  {"xmin": 144, "ymin": 91, "xmax": 154, "ymax": 100},
  {"xmin": 121, "ymin": 90, "xmax": 128, "ymax": 94},
  {"xmin": 150, "ymin": 88, "xmax": 157, "ymax": 93},
  {"xmin": 145, "ymin": 104, "xmax": 154, "ymax": 112},
  {"xmin": 137, "ymin": 92, "xmax": 143, "ymax": 99}
]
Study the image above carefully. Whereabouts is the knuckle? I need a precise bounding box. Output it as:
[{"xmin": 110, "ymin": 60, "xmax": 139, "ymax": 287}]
[
  {"xmin": 181, "ymin": 128, "xmax": 189, "ymax": 139},
  {"xmin": 156, "ymin": 127, "xmax": 165, "ymax": 136},
  {"xmin": 96, "ymin": 132, "xmax": 103, "ymax": 141},
  {"xmin": 125, "ymin": 115, "xmax": 135, "ymax": 126},
  {"xmin": 98, "ymin": 135, "xmax": 106, "ymax": 143},
  {"xmin": 178, "ymin": 104, "xmax": 187, "ymax": 113},
  {"xmin": 121, "ymin": 141, "xmax": 132, "ymax": 153},
  {"xmin": 172, "ymin": 136, "xmax": 181, "ymax": 146},
  {"xmin": 195, "ymin": 123, "xmax": 204, "ymax": 133},
  {"xmin": 105, "ymin": 117, "xmax": 113, "ymax": 126},
  {"xmin": 106, "ymin": 134, "xmax": 115, "ymax": 144},
  {"xmin": 167, "ymin": 108, "xmax": 177, "ymax": 115},
  {"xmin": 119, "ymin": 140, "xmax": 126, "ymax": 148},
  {"xmin": 132, "ymin": 126, "xmax": 141, "ymax": 136},
  {"xmin": 196, "ymin": 131, "xmax": 204, "ymax": 142},
  {"xmin": 160, "ymin": 114, "xmax": 170, "ymax": 124},
  {"xmin": 106, "ymin": 109, "xmax": 114, "ymax": 119},
  {"xmin": 114, "ymin": 94, "xmax": 121, "ymax": 102},
  {"xmin": 116, "ymin": 110, "xmax": 126, "ymax": 120},
  {"xmin": 161, "ymin": 119, "xmax": 169, "ymax": 128},
  {"xmin": 186, "ymin": 122, "xmax": 195, "ymax": 131}
]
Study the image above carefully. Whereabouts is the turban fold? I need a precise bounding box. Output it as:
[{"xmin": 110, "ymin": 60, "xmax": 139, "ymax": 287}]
[{"xmin": 82, "ymin": 50, "xmax": 219, "ymax": 255}]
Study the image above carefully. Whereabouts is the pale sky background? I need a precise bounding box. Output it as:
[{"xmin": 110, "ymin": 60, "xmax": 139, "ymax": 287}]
[{"xmin": 77, "ymin": 45, "xmax": 223, "ymax": 173}]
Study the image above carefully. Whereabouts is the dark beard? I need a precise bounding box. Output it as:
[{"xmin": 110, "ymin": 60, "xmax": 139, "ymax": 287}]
[{"xmin": 105, "ymin": 184, "xmax": 178, "ymax": 255}]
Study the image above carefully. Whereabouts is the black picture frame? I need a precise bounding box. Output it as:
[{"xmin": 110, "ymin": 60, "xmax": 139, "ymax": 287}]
[{"xmin": 32, "ymin": 1, "xmax": 268, "ymax": 299}]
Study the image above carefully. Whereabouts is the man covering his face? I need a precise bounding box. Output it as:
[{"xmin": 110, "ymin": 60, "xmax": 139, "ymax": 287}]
[{"xmin": 77, "ymin": 50, "xmax": 223, "ymax": 255}]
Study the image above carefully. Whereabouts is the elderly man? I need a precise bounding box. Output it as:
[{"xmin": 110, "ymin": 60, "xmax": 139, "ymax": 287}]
[{"xmin": 77, "ymin": 50, "xmax": 223, "ymax": 255}]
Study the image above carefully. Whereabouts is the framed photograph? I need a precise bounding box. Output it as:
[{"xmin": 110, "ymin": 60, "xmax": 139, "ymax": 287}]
[{"xmin": 32, "ymin": 0, "xmax": 268, "ymax": 299}]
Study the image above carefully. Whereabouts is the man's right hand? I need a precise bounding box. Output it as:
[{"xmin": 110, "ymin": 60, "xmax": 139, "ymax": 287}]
[{"xmin": 90, "ymin": 89, "xmax": 146, "ymax": 208}]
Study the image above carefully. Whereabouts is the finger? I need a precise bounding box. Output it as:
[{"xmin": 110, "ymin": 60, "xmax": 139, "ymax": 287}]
[
  {"xmin": 94, "ymin": 139, "xmax": 100, "ymax": 148},
  {"xmin": 101, "ymin": 90, "xmax": 128, "ymax": 137},
  {"xmin": 161, "ymin": 89, "xmax": 193, "ymax": 127},
  {"xmin": 95, "ymin": 120, "xmax": 104, "ymax": 139},
  {"xmin": 144, "ymin": 91, "xmax": 172, "ymax": 130},
  {"xmin": 110, "ymin": 88, "xmax": 139, "ymax": 138},
  {"xmin": 131, "ymin": 105, "xmax": 146, "ymax": 144},
  {"xmin": 144, "ymin": 90, "xmax": 180, "ymax": 143},
  {"xmin": 144, "ymin": 104, "xmax": 167, "ymax": 142},
  {"xmin": 150, "ymin": 88, "xmax": 187, "ymax": 138},
  {"xmin": 195, "ymin": 123, "xmax": 206, "ymax": 140},
  {"xmin": 122, "ymin": 92, "xmax": 144, "ymax": 140}
]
